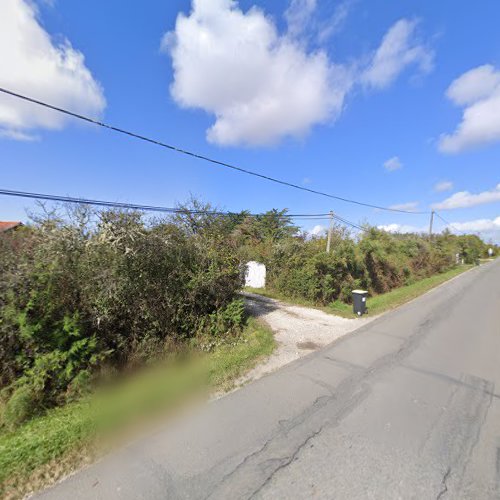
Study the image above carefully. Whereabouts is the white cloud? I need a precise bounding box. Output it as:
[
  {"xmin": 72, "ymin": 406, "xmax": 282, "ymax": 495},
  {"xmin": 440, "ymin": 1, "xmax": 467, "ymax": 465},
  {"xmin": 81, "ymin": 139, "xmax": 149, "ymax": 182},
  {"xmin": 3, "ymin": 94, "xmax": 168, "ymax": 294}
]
[
  {"xmin": 434, "ymin": 180, "xmax": 453, "ymax": 192},
  {"xmin": 0, "ymin": 129, "xmax": 39, "ymax": 141},
  {"xmin": 447, "ymin": 216, "xmax": 500, "ymax": 234},
  {"xmin": 432, "ymin": 183, "xmax": 500, "ymax": 210},
  {"xmin": 285, "ymin": 0, "xmax": 317, "ymax": 38},
  {"xmin": 164, "ymin": 2, "xmax": 433, "ymax": 148},
  {"xmin": 286, "ymin": 0, "xmax": 353, "ymax": 43},
  {"xmin": 309, "ymin": 224, "xmax": 327, "ymax": 236},
  {"xmin": 290, "ymin": 0, "xmax": 354, "ymax": 42},
  {"xmin": 388, "ymin": 201, "xmax": 419, "ymax": 212},
  {"xmin": 446, "ymin": 64, "xmax": 500, "ymax": 107},
  {"xmin": 377, "ymin": 223, "xmax": 425, "ymax": 234},
  {"xmin": 378, "ymin": 217, "xmax": 500, "ymax": 242},
  {"xmin": 362, "ymin": 19, "xmax": 434, "ymax": 89},
  {"xmin": 0, "ymin": 0, "xmax": 105, "ymax": 140},
  {"xmin": 163, "ymin": 0, "xmax": 354, "ymax": 147},
  {"xmin": 439, "ymin": 65, "xmax": 500, "ymax": 153},
  {"xmin": 317, "ymin": 0, "xmax": 353, "ymax": 43},
  {"xmin": 383, "ymin": 156, "xmax": 403, "ymax": 171}
]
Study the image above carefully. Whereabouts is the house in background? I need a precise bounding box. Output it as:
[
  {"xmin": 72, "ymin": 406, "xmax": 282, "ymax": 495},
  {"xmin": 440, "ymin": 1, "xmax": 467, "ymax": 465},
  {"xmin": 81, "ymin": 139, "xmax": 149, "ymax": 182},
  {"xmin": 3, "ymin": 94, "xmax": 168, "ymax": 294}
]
[{"xmin": 0, "ymin": 221, "xmax": 23, "ymax": 233}]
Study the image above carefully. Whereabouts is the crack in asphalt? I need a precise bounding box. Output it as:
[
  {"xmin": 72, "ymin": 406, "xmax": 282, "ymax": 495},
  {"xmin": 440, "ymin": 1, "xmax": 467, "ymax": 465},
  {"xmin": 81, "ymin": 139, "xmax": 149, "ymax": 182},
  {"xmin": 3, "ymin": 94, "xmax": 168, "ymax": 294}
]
[
  {"xmin": 248, "ymin": 426, "xmax": 325, "ymax": 499},
  {"xmin": 204, "ymin": 437, "xmax": 275, "ymax": 500},
  {"xmin": 452, "ymin": 376, "xmax": 494, "ymax": 495},
  {"xmin": 33, "ymin": 262, "xmax": 500, "ymax": 500},
  {"xmin": 436, "ymin": 467, "xmax": 451, "ymax": 499},
  {"xmin": 203, "ymin": 393, "xmax": 332, "ymax": 499},
  {"xmin": 202, "ymin": 281, "xmax": 474, "ymax": 498},
  {"xmin": 297, "ymin": 373, "xmax": 336, "ymax": 394},
  {"xmin": 136, "ymin": 279, "xmax": 475, "ymax": 500}
]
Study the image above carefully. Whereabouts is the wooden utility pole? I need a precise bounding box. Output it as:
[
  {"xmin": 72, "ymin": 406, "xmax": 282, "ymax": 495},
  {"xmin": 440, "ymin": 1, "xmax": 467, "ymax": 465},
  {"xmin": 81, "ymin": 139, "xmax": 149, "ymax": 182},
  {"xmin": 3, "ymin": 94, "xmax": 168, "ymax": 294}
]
[
  {"xmin": 326, "ymin": 211, "xmax": 334, "ymax": 253},
  {"xmin": 429, "ymin": 210, "xmax": 435, "ymax": 241}
]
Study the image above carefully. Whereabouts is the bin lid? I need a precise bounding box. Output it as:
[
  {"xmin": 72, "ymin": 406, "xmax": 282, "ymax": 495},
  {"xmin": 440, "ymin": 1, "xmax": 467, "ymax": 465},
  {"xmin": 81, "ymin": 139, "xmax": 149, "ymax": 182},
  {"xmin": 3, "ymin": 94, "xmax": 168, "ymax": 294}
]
[{"xmin": 352, "ymin": 289, "xmax": 368, "ymax": 294}]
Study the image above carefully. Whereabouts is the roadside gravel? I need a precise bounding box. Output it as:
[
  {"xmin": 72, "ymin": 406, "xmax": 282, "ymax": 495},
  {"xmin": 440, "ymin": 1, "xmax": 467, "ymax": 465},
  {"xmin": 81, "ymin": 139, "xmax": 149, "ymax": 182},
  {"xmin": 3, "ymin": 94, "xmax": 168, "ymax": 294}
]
[{"xmin": 240, "ymin": 292, "xmax": 375, "ymax": 383}]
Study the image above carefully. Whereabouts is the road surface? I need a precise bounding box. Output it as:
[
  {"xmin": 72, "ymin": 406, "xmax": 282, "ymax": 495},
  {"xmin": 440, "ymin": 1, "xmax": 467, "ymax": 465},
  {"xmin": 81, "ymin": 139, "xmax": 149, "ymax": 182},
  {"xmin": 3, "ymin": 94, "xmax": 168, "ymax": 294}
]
[{"xmin": 37, "ymin": 261, "xmax": 500, "ymax": 499}]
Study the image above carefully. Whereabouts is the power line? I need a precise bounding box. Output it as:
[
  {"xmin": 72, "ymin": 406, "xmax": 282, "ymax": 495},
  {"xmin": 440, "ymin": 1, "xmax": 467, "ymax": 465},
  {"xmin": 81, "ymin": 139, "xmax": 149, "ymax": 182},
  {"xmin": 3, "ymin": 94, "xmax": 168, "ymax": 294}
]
[
  {"xmin": 335, "ymin": 216, "xmax": 364, "ymax": 231},
  {"xmin": 0, "ymin": 187, "xmax": 341, "ymax": 221},
  {"xmin": 0, "ymin": 188, "xmax": 321, "ymax": 218},
  {"xmin": 0, "ymin": 87, "xmax": 429, "ymax": 215},
  {"xmin": 333, "ymin": 214, "xmax": 365, "ymax": 231},
  {"xmin": 0, "ymin": 187, "xmax": 366, "ymax": 230},
  {"xmin": 434, "ymin": 212, "xmax": 468, "ymax": 235},
  {"xmin": 0, "ymin": 187, "xmax": 367, "ymax": 231}
]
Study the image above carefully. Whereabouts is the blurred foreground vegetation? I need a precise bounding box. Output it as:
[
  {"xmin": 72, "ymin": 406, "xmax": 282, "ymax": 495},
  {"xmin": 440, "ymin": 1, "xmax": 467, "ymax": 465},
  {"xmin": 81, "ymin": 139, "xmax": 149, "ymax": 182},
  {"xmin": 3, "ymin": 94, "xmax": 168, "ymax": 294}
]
[{"xmin": 0, "ymin": 319, "xmax": 274, "ymax": 498}]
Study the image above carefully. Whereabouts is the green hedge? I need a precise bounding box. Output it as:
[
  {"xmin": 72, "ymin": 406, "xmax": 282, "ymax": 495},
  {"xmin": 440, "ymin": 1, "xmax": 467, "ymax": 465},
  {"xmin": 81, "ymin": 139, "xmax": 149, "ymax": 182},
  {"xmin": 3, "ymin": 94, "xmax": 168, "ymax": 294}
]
[
  {"xmin": 264, "ymin": 228, "xmax": 491, "ymax": 305},
  {"xmin": 0, "ymin": 208, "xmax": 243, "ymax": 428}
]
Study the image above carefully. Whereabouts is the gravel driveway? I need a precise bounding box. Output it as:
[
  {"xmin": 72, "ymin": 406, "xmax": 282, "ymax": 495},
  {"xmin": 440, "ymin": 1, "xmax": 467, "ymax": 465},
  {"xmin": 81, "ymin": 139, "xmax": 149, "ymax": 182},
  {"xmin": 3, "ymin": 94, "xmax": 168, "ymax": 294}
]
[{"xmin": 241, "ymin": 292, "xmax": 375, "ymax": 382}]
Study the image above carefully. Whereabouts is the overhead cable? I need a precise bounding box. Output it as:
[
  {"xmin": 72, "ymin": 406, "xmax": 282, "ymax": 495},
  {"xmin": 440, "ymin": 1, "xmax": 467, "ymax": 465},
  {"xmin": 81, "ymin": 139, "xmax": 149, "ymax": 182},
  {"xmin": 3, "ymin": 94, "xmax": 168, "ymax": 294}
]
[{"xmin": 0, "ymin": 87, "xmax": 430, "ymax": 215}]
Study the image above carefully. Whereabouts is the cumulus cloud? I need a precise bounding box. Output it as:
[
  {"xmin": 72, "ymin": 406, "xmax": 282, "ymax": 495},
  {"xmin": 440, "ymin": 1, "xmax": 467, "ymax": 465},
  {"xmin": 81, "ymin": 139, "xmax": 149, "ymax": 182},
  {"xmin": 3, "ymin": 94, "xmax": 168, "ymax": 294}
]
[
  {"xmin": 286, "ymin": 0, "xmax": 354, "ymax": 43},
  {"xmin": 383, "ymin": 156, "xmax": 403, "ymax": 171},
  {"xmin": 377, "ymin": 223, "xmax": 426, "ymax": 234},
  {"xmin": 285, "ymin": 0, "xmax": 317, "ymax": 38},
  {"xmin": 432, "ymin": 183, "xmax": 500, "ymax": 210},
  {"xmin": 316, "ymin": 0, "xmax": 353, "ymax": 43},
  {"xmin": 163, "ymin": 0, "xmax": 354, "ymax": 147},
  {"xmin": 0, "ymin": 0, "xmax": 105, "ymax": 140},
  {"xmin": 439, "ymin": 65, "xmax": 500, "ymax": 153},
  {"xmin": 0, "ymin": 129, "xmax": 39, "ymax": 141},
  {"xmin": 434, "ymin": 180, "xmax": 453, "ymax": 192},
  {"xmin": 362, "ymin": 19, "xmax": 434, "ymax": 89},
  {"xmin": 164, "ymin": 1, "xmax": 432, "ymax": 147},
  {"xmin": 446, "ymin": 65, "xmax": 500, "ymax": 106},
  {"xmin": 388, "ymin": 201, "xmax": 419, "ymax": 212},
  {"xmin": 378, "ymin": 217, "xmax": 500, "ymax": 242},
  {"xmin": 309, "ymin": 224, "xmax": 327, "ymax": 236},
  {"xmin": 447, "ymin": 216, "xmax": 500, "ymax": 233}
]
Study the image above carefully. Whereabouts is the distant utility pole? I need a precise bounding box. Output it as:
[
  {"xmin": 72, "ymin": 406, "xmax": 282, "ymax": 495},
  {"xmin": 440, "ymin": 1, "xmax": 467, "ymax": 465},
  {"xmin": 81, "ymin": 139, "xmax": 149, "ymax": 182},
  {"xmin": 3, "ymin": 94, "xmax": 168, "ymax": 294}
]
[
  {"xmin": 429, "ymin": 210, "xmax": 435, "ymax": 241},
  {"xmin": 326, "ymin": 211, "xmax": 334, "ymax": 253}
]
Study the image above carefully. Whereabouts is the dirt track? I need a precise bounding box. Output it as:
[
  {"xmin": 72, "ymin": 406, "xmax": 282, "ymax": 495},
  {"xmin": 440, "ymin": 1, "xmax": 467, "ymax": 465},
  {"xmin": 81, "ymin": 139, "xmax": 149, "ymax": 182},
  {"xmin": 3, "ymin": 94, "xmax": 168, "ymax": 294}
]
[{"xmin": 241, "ymin": 291, "xmax": 374, "ymax": 382}]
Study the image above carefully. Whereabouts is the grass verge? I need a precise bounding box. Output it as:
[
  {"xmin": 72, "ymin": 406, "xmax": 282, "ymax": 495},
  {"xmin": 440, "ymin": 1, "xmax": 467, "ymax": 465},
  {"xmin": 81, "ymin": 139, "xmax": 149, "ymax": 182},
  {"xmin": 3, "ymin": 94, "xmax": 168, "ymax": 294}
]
[
  {"xmin": 0, "ymin": 318, "xmax": 275, "ymax": 499},
  {"xmin": 246, "ymin": 265, "xmax": 473, "ymax": 319}
]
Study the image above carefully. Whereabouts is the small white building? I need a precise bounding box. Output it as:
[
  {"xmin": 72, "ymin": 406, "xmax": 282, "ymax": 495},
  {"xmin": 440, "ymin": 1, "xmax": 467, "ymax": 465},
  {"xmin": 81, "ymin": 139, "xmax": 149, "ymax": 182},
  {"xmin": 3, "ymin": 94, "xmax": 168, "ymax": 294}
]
[{"xmin": 245, "ymin": 261, "xmax": 266, "ymax": 289}]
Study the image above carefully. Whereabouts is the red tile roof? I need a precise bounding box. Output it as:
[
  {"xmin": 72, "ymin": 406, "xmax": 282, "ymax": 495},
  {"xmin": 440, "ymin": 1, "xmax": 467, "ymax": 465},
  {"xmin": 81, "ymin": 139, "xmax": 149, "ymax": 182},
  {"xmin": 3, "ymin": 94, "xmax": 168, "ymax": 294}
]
[{"xmin": 0, "ymin": 221, "xmax": 22, "ymax": 233}]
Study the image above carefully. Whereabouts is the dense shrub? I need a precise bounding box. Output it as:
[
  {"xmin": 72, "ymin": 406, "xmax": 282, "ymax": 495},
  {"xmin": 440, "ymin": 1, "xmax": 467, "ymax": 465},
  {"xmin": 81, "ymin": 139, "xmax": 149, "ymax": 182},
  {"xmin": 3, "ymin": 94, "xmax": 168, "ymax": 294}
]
[
  {"xmin": 262, "ymin": 225, "xmax": 495, "ymax": 305},
  {"xmin": 0, "ymin": 206, "xmax": 243, "ymax": 426},
  {"xmin": 265, "ymin": 235, "xmax": 364, "ymax": 305}
]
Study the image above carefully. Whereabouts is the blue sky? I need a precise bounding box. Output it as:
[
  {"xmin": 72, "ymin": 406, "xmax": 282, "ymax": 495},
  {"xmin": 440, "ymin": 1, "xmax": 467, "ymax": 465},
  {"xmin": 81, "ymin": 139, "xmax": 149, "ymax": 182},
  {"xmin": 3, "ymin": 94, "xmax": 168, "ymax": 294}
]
[{"xmin": 1, "ymin": 0, "xmax": 499, "ymax": 241}]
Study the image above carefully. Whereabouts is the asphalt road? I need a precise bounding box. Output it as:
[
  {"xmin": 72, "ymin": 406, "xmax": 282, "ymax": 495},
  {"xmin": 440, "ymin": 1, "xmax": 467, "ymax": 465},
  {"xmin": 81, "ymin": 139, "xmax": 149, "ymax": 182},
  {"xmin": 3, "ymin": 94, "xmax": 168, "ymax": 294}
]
[{"xmin": 37, "ymin": 261, "xmax": 500, "ymax": 499}]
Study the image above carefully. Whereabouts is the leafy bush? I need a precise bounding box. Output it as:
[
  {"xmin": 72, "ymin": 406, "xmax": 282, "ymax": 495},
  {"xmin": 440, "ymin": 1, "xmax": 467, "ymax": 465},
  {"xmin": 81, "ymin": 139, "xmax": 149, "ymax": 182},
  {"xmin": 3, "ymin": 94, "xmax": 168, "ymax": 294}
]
[
  {"xmin": 260, "ymin": 224, "xmax": 495, "ymax": 305},
  {"xmin": 0, "ymin": 205, "xmax": 244, "ymax": 426},
  {"xmin": 3, "ymin": 384, "xmax": 42, "ymax": 429}
]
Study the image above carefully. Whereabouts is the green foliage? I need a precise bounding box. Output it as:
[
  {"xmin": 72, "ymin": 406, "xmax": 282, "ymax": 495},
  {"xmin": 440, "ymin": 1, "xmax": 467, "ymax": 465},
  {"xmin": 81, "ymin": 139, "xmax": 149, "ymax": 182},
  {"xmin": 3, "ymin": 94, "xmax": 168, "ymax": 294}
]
[
  {"xmin": 197, "ymin": 299, "xmax": 245, "ymax": 338},
  {"xmin": 0, "ymin": 204, "xmax": 244, "ymax": 427},
  {"xmin": 0, "ymin": 319, "xmax": 275, "ymax": 498},
  {"xmin": 260, "ymin": 225, "xmax": 494, "ymax": 306},
  {"xmin": 231, "ymin": 208, "xmax": 300, "ymax": 262},
  {"xmin": 3, "ymin": 385, "xmax": 41, "ymax": 429}
]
